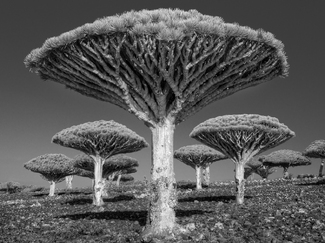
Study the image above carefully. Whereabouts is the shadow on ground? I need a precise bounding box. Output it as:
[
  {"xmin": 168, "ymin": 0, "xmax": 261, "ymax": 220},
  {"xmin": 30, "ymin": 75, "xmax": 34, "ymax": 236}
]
[
  {"xmin": 58, "ymin": 208, "xmax": 207, "ymax": 226},
  {"xmin": 64, "ymin": 194, "xmax": 136, "ymax": 205},
  {"xmin": 178, "ymin": 195, "xmax": 252, "ymax": 203}
]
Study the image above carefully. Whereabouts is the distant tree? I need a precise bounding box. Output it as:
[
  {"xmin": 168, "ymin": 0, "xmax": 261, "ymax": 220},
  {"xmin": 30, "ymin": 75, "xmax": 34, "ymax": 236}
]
[
  {"xmin": 24, "ymin": 154, "xmax": 79, "ymax": 196},
  {"xmin": 246, "ymin": 157, "xmax": 276, "ymax": 180},
  {"xmin": 259, "ymin": 149, "xmax": 312, "ymax": 178},
  {"xmin": 53, "ymin": 121, "xmax": 148, "ymax": 207},
  {"xmin": 190, "ymin": 114, "xmax": 295, "ymax": 204},
  {"xmin": 113, "ymin": 174, "xmax": 135, "ymax": 183},
  {"xmin": 303, "ymin": 140, "xmax": 325, "ymax": 177},
  {"xmin": 65, "ymin": 175, "xmax": 74, "ymax": 189},
  {"xmin": 25, "ymin": 8, "xmax": 289, "ymax": 239},
  {"xmin": 112, "ymin": 166, "xmax": 138, "ymax": 187},
  {"xmin": 174, "ymin": 145, "xmax": 227, "ymax": 189}
]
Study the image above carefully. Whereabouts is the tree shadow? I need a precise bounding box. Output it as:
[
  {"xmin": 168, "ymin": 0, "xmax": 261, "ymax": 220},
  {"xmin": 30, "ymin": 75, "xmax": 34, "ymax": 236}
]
[
  {"xmin": 64, "ymin": 194, "xmax": 136, "ymax": 205},
  {"xmin": 58, "ymin": 208, "xmax": 207, "ymax": 226},
  {"xmin": 178, "ymin": 195, "xmax": 252, "ymax": 203},
  {"xmin": 296, "ymin": 179, "xmax": 325, "ymax": 186}
]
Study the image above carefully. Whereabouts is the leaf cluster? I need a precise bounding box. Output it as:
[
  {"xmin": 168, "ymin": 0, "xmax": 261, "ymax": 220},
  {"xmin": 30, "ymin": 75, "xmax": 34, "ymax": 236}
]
[
  {"xmin": 24, "ymin": 154, "xmax": 79, "ymax": 182},
  {"xmin": 174, "ymin": 144, "xmax": 227, "ymax": 168},
  {"xmin": 303, "ymin": 139, "xmax": 325, "ymax": 158},
  {"xmin": 25, "ymin": 8, "xmax": 287, "ymax": 72},
  {"xmin": 259, "ymin": 149, "xmax": 312, "ymax": 167},
  {"xmin": 52, "ymin": 120, "xmax": 148, "ymax": 158}
]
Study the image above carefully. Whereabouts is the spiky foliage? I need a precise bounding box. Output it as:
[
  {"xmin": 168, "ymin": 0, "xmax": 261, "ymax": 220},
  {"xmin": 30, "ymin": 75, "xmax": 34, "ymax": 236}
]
[
  {"xmin": 303, "ymin": 140, "xmax": 325, "ymax": 177},
  {"xmin": 190, "ymin": 114, "xmax": 294, "ymax": 204},
  {"xmin": 259, "ymin": 150, "xmax": 312, "ymax": 178},
  {"xmin": 174, "ymin": 144, "xmax": 227, "ymax": 168},
  {"xmin": 52, "ymin": 120, "xmax": 148, "ymax": 158},
  {"xmin": 246, "ymin": 157, "xmax": 276, "ymax": 179},
  {"xmin": 24, "ymin": 154, "xmax": 78, "ymax": 182},
  {"xmin": 25, "ymin": 9, "xmax": 288, "ymax": 126},
  {"xmin": 24, "ymin": 154, "xmax": 78, "ymax": 196},
  {"xmin": 25, "ymin": 8, "xmax": 289, "ymax": 239},
  {"xmin": 190, "ymin": 115, "xmax": 295, "ymax": 160},
  {"xmin": 174, "ymin": 145, "xmax": 227, "ymax": 189}
]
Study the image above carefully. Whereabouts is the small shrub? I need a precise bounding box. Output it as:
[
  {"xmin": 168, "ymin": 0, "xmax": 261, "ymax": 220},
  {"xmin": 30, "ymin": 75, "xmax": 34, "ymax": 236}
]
[{"xmin": 6, "ymin": 181, "xmax": 23, "ymax": 194}]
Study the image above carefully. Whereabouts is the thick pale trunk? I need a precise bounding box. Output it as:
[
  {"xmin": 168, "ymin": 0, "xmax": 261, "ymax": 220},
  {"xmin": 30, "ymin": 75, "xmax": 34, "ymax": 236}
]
[
  {"xmin": 49, "ymin": 181, "xmax": 55, "ymax": 197},
  {"xmin": 196, "ymin": 166, "xmax": 202, "ymax": 190},
  {"xmin": 92, "ymin": 156, "xmax": 104, "ymax": 206},
  {"xmin": 65, "ymin": 175, "xmax": 73, "ymax": 189},
  {"xmin": 142, "ymin": 119, "xmax": 185, "ymax": 240},
  {"xmin": 235, "ymin": 163, "xmax": 246, "ymax": 204},
  {"xmin": 319, "ymin": 159, "xmax": 324, "ymax": 177},
  {"xmin": 116, "ymin": 174, "xmax": 122, "ymax": 187},
  {"xmin": 202, "ymin": 165, "xmax": 210, "ymax": 187},
  {"xmin": 283, "ymin": 167, "xmax": 289, "ymax": 178}
]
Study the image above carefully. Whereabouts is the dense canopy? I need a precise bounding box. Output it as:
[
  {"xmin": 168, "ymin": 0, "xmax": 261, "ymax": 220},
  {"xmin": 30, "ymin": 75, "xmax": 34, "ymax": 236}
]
[
  {"xmin": 259, "ymin": 149, "xmax": 312, "ymax": 167},
  {"xmin": 52, "ymin": 120, "xmax": 148, "ymax": 158},
  {"xmin": 190, "ymin": 114, "xmax": 295, "ymax": 161},
  {"xmin": 174, "ymin": 144, "xmax": 227, "ymax": 168},
  {"xmin": 303, "ymin": 140, "xmax": 325, "ymax": 158},
  {"xmin": 25, "ymin": 9, "xmax": 288, "ymax": 125},
  {"xmin": 24, "ymin": 154, "xmax": 79, "ymax": 182}
]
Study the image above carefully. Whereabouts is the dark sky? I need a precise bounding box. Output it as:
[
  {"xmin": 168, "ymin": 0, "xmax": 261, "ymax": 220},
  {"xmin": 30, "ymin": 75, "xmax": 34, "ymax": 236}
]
[{"xmin": 0, "ymin": 1, "xmax": 324, "ymax": 189}]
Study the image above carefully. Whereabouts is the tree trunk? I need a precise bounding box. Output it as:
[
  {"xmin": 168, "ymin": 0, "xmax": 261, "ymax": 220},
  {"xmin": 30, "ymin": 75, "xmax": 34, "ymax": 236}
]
[
  {"xmin": 319, "ymin": 159, "xmax": 324, "ymax": 177},
  {"xmin": 196, "ymin": 166, "xmax": 202, "ymax": 190},
  {"xmin": 65, "ymin": 175, "xmax": 73, "ymax": 189},
  {"xmin": 91, "ymin": 155, "xmax": 104, "ymax": 206},
  {"xmin": 234, "ymin": 162, "xmax": 246, "ymax": 204},
  {"xmin": 116, "ymin": 174, "xmax": 122, "ymax": 187},
  {"xmin": 49, "ymin": 181, "xmax": 55, "ymax": 197},
  {"xmin": 283, "ymin": 167, "xmax": 289, "ymax": 179},
  {"xmin": 142, "ymin": 119, "xmax": 186, "ymax": 241},
  {"xmin": 102, "ymin": 178, "xmax": 108, "ymax": 197},
  {"xmin": 202, "ymin": 165, "xmax": 210, "ymax": 187}
]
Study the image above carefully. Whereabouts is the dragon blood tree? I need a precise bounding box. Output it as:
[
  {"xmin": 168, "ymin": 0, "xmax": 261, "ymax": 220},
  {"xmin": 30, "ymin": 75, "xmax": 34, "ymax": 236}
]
[
  {"xmin": 24, "ymin": 154, "xmax": 79, "ymax": 196},
  {"xmin": 25, "ymin": 9, "xmax": 289, "ymax": 238},
  {"xmin": 174, "ymin": 144, "xmax": 227, "ymax": 189},
  {"xmin": 190, "ymin": 114, "xmax": 295, "ymax": 204},
  {"xmin": 111, "ymin": 166, "xmax": 138, "ymax": 187},
  {"xmin": 52, "ymin": 120, "xmax": 148, "ymax": 206},
  {"xmin": 65, "ymin": 175, "xmax": 74, "ymax": 189},
  {"xmin": 246, "ymin": 157, "xmax": 277, "ymax": 180},
  {"xmin": 303, "ymin": 140, "xmax": 325, "ymax": 177},
  {"xmin": 259, "ymin": 149, "xmax": 312, "ymax": 178}
]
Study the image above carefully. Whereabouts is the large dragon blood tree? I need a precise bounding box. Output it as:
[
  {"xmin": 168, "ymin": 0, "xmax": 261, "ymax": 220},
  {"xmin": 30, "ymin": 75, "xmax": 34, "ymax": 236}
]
[
  {"xmin": 25, "ymin": 8, "xmax": 289, "ymax": 239},
  {"xmin": 24, "ymin": 154, "xmax": 79, "ymax": 196},
  {"xmin": 174, "ymin": 144, "xmax": 227, "ymax": 189},
  {"xmin": 190, "ymin": 114, "xmax": 295, "ymax": 204},
  {"xmin": 259, "ymin": 149, "xmax": 312, "ymax": 178},
  {"xmin": 303, "ymin": 140, "xmax": 325, "ymax": 177},
  {"xmin": 52, "ymin": 120, "xmax": 148, "ymax": 206}
]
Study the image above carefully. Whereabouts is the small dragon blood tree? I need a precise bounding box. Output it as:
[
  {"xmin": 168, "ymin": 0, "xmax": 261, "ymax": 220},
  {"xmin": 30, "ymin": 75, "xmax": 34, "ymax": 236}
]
[
  {"xmin": 25, "ymin": 8, "xmax": 289, "ymax": 239},
  {"xmin": 246, "ymin": 156, "xmax": 277, "ymax": 180},
  {"xmin": 259, "ymin": 149, "xmax": 312, "ymax": 178},
  {"xmin": 52, "ymin": 120, "xmax": 148, "ymax": 206},
  {"xmin": 112, "ymin": 166, "xmax": 138, "ymax": 187},
  {"xmin": 303, "ymin": 140, "xmax": 325, "ymax": 177},
  {"xmin": 190, "ymin": 114, "xmax": 295, "ymax": 204},
  {"xmin": 24, "ymin": 154, "xmax": 79, "ymax": 196},
  {"xmin": 174, "ymin": 144, "xmax": 227, "ymax": 189}
]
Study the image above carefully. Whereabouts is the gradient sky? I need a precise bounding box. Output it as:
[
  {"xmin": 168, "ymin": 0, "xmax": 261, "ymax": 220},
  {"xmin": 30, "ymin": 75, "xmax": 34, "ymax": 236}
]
[{"xmin": 0, "ymin": 1, "xmax": 324, "ymax": 189}]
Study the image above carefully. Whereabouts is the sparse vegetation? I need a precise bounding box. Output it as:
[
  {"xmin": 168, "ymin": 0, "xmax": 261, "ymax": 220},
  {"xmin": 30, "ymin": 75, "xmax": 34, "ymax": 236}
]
[{"xmin": 1, "ymin": 179, "xmax": 325, "ymax": 243}]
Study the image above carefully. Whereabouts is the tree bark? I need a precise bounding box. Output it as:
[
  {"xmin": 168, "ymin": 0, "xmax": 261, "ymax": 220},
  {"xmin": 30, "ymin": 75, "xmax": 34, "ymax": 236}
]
[
  {"xmin": 91, "ymin": 155, "xmax": 104, "ymax": 206},
  {"xmin": 319, "ymin": 159, "xmax": 324, "ymax": 177},
  {"xmin": 196, "ymin": 166, "xmax": 202, "ymax": 190},
  {"xmin": 102, "ymin": 178, "xmax": 108, "ymax": 197},
  {"xmin": 65, "ymin": 175, "xmax": 73, "ymax": 189},
  {"xmin": 202, "ymin": 165, "xmax": 210, "ymax": 187},
  {"xmin": 49, "ymin": 181, "xmax": 55, "ymax": 197},
  {"xmin": 234, "ymin": 163, "xmax": 246, "ymax": 204},
  {"xmin": 283, "ymin": 167, "xmax": 289, "ymax": 179},
  {"xmin": 142, "ymin": 119, "xmax": 186, "ymax": 241},
  {"xmin": 116, "ymin": 174, "xmax": 122, "ymax": 187}
]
